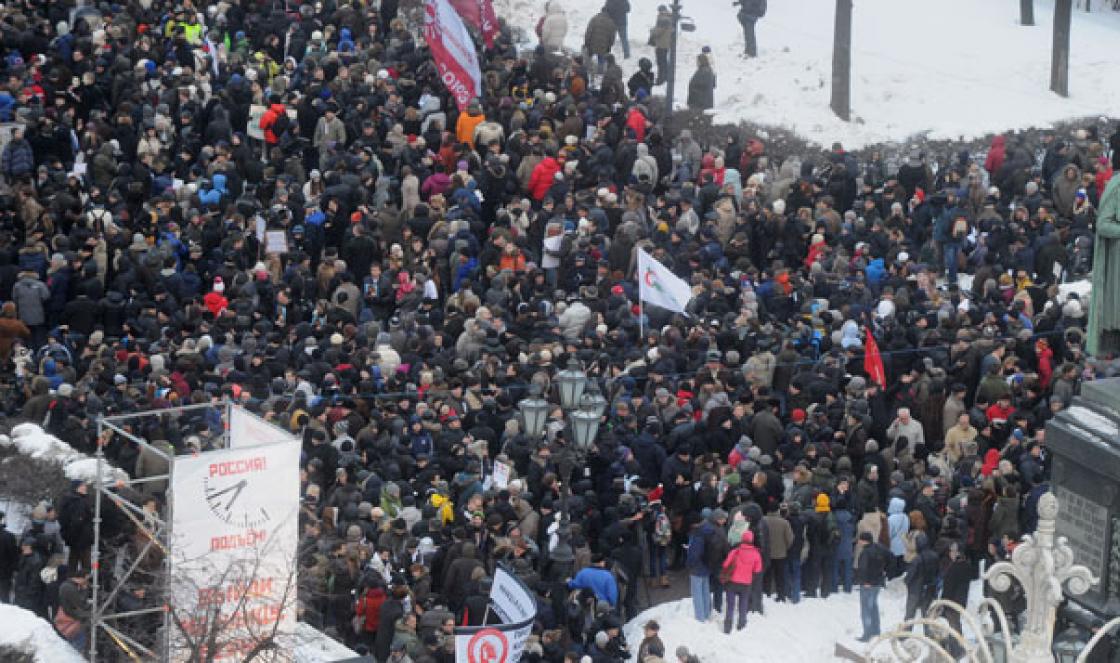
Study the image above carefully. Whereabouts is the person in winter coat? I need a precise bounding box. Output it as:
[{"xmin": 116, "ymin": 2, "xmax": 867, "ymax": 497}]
[
  {"xmin": 57, "ymin": 571, "xmax": 90, "ymax": 650},
  {"xmin": 721, "ymin": 530, "xmax": 763, "ymax": 634},
  {"xmin": 940, "ymin": 540, "xmax": 972, "ymax": 650},
  {"xmin": 855, "ymin": 531, "xmax": 890, "ymax": 642},
  {"xmin": 628, "ymin": 58, "xmax": 656, "ymax": 99},
  {"xmin": 58, "ymin": 480, "xmax": 94, "ymax": 573},
  {"xmin": 1052, "ymin": 163, "xmax": 1082, "ymax": 219},
  {"xmin": 259, "ymin": 95, "xmax": 289, "ymax": 147},
  {"xmin": 583, "ymin": 8, "xmax": 617, "ymax": 71},
  {"xmin": 734, "ymin": 0, "xmax": 767, "ymax": 57},
  {"xmin": 805, "ymin": 493, "xmax": 838, "ymax": 598},
  {"xmin": 832, "ymin": 496, "xmax": 857, "ymax": 594},
  {"xmin": 687, "ymin": 55, "xmax": 716, "ymax": 111},
  {"xmin": 539, "ymin": 1, "xmax": 568, "ymax": 51},
  {"xmin": 12, "ymin": 269, "xmax": 49, "ymax": 347},
  {"xmin": 784, "ymin": 501, "xmax": 807, "ymax": 603},
  {"xmin": 904, "ymin": 531, "xmax": 940, "ymax": 621},
  {"xmin": 605, "ymin": 0, "xmax": 631, "ymax": 58},
  {"xmin": 528, "ymin": 153, "xmax": 561, "ymax": 201},
  {"xmin": 762, "ymin": 506, "xmax": 793, "ymax": 601},
  {"xmin": 0, "ymin": 302, "xmax": 30, "ymax": 362},
  {"xmin": 313, "ymin": 104, "xmax": 347, "ymax": 170},
  {"xmin": 887, "ymin": 497, "xmax": 910, "ymax": 578},
  {"xmin": 2, "ymin": 127, "xmax": 35, "ymax": 181},
  {"xmin": 686, "ymin": 515, "xmax": 714, "ymax": 621},
  {"xmin": 0, "ymin": 512, "xmax": 17, "ymax": 602},
  {"xmin": 13, "ymin": 537, "xmax": 45, "ymax": 616},
  {"xmin": 647, "ymin": 6, "xmax": 673, "ymax": 85},
  {"xmin": 631, "ymin": 143, "xmax": 659, "ymax": 187},
  {"xmin": 375, "ymin": 584, "xmax": 408, "ymax": 663}
]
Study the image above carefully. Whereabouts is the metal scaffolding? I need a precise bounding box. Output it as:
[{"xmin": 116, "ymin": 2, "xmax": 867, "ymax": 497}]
[{"xmin": 90, "ymin": 400, "xmax": 233, "ymax": 663}]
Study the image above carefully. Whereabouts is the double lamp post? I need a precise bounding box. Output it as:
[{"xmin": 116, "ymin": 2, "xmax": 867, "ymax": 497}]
[{"xmin": 517, "ymin": 360, "xmax": 608, "ymax": 576}]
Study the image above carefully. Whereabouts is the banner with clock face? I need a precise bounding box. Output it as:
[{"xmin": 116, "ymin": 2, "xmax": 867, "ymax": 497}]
[{"xmin": 167, "ymin": 438, "xmax": 301, "ymax": 662}]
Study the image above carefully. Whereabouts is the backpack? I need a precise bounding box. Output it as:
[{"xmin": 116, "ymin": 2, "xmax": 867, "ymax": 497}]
[
  {"xmin": 271, "ymin": 110, "xmax": 291, "ymax": 137},
  {"xmin": 652, "ymin": 512, "xmax": 672, "ymax": 546}
]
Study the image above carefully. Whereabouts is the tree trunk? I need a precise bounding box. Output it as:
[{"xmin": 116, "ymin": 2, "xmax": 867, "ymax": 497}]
[
  {"xmin": 1051, "ymin": 0, "xmax": 1072, "ymax": 97},
  {"xmin": 1020, "ymin": 0, "xmax": 1035, "ymax": 25},
  {"xmin": 830, "ymin": 0, "xmax": 853, "ymax": 122}
]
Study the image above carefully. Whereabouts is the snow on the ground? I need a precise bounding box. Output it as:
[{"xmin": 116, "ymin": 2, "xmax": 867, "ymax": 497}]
[
  {"xmin": 1, "ymin": 424, "xmax": 129, "ymax": 485},
  {"xmin": 292, "ymin": 621, "xmax": 361, "ymax": 662},
  {"xmin": 0, "ymin": 604, "xmax": 86, "ymax": 663},
  {"xmin": 509, "ymin": 0, "xmax": 1120, "ymax": 148},
  {"xmin": 623, "ymin": 579, "xmax": 983, "ymax": 662}
]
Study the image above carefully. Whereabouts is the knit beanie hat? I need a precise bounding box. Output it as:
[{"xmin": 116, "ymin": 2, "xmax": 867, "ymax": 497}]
[{"xmin": 815, "ymin": 493, "xmax": 831, "ymax": 513}]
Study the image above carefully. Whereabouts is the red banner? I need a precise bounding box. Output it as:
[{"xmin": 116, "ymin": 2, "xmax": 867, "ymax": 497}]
[
  {"xmin": 863, "ymin": 327, "xmax": 886, "ymax": 389},
  {"xmin": 448, "ymin": 0, "xmax": 499, "ymax": 48},
  {"xmin": 424, "ymin": 0, "xmax": 484, "ymax": 112}
]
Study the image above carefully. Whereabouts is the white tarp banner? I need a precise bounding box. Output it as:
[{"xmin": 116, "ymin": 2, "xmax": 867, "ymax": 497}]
[
  {"xmin": 168, "ymin": 439, "xmax": 301, "ymax": 662},
  {"xmin": 454, "ymin": 566, "xmax": 535, "ymax": 663},
  {"xmin": 229, "ymin": 404, "xmax": 299, "ymax": 449},
  {"xmin": 637, "ymin": 247, "xmax": 693, "ymax": 313}
]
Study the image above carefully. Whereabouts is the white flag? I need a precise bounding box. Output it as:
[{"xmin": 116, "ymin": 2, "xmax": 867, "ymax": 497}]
[{"xmin": 637, "ymin": 248, "xmax": 692, "ymax": 313}]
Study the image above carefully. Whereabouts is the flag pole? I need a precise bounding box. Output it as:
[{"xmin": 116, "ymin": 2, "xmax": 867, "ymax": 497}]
[{"xmin": 639, "ymin": 297, "xmax": 645, "ymax": 341}]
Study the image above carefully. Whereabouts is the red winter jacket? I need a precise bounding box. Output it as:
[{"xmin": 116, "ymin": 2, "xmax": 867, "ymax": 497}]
[
  {"xmin": 625, "ymin": 107, "xmax": 648, "ymax": 142},
  {"xmin": 527, "ymin": 157, "xmax": 561, "ymax": 201},
  {"xmin": 260, "ymin": 103, "xmax": 287, "ymax": 145},
  {"xmin": 203, "ymin": 291, "xmax": 229, "ymax": 317},
  {"xmin": 722, "ymin": 530, "xmax": 763, "ymax": 585}
]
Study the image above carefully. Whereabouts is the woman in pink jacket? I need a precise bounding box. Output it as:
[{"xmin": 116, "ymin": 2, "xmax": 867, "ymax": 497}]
[{"xmin": 721, "ymin": 530, "xmax": 764, "ymax": 633}]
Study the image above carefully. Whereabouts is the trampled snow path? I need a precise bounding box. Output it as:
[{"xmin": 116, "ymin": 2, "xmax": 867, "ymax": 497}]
[
  {"xmin": 509, "ymin": 0, "xmax": 1120, "ymax": 148},
  {"xmin": 623, "ymin": 579, "xmax": 984, "ymax": 662}
]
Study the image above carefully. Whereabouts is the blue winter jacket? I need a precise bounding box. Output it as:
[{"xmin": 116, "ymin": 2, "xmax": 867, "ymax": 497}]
[{"xmin": 568, "ymin": 567, "xmax": 619, "ymax": 606}]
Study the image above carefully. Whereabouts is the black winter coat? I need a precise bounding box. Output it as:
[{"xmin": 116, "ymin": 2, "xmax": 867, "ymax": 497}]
[{"xmin": 687, "ymin": 66, "xmax": 716, "ymax": 111}]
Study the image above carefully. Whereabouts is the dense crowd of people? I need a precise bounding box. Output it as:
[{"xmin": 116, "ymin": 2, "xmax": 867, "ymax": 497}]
[{"xmin": 0, "ymin": 0, "xmax": 1118, "ymax": 661}]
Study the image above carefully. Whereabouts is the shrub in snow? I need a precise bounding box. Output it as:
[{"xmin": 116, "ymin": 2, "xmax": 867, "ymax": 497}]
[{"xmin": 7, "ymin": 424, "xmax": 128, "ymax": 485}]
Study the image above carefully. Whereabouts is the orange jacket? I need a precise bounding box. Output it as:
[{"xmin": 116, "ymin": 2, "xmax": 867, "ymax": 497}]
[
  {"xmin": 456, "ymin": 111, "xmax": 485, "ymax": 146},
  {"xmin": 499, "ymin": 252, "xmax": 526, "ymax": 273}
]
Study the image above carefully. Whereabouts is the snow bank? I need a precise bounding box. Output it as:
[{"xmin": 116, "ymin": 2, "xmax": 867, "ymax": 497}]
[
  {"xmin": 623, "ymin": 579, "xmax": 983, "ymax": 661},
  {"xmin": 3, "ymin": 424, "xmax": 129, "ymax": 485},
  {"xmin": 292, "ymin": 621, "xmax": 360, "ymax": 662},
  {"xmin": 0, "ymin": 605, "xmax": 86, "ymax": 663},
  {"xmin": 510, "ymin": 0, "xmax": 1120, "ymax": 148}
]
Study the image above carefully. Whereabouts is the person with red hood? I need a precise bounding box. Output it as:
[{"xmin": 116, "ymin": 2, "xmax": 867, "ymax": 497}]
[
  {"xmin": 259, "ymin": 94, "xmax": 288, "ymax": 147},
  {"xmin": 625, "ymin": 105, "xmax": 649, "ymax": 142},
  {"xmin": 804, "ymin": 232, "xmax": 827, "ymax": 269},
  {"xmin": 720, "ymin": 530, "xmax": 763, "ymax": 634},
  {"xmin": 984, "ymin": 135, "xmax": 1006, "ymax": 175},
  {"xmin": 203, "ymin": 277, "xmax": 229, "ymax": 317},
  {"xmin": 527, "ymin": 150, "xmax": 561, "ymax": 202},
  {"xmin": 981, "ymin": 448, "xmax": 1001, "ymax": 477}
]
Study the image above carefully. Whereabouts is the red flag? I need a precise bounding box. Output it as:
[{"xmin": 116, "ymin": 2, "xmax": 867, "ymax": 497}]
[
  {"xmin": 448, "ymin": 0, "xmax": 500, "ymax": 48},
  {"xmin": 864, "ymin": 327, "xmax": 886, "ymax": 388},
  {"xmin": 424, "ymin": 0, "xmax": 483, "ymax": 112}
]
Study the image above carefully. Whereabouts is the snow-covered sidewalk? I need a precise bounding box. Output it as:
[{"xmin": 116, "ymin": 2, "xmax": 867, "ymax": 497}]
[
  {"xmin": 623, "ymin": 579, "xmax": 983, "ymax": 661},
  {"xmin": 510, "ymin": 0, "xmax": 1120, "ymax": 148}
]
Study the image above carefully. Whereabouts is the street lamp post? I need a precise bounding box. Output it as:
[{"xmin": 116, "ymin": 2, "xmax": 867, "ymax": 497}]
[
  {"xmin": 664, "ymin": 0, "xmax": 696, "ymax": 120},
  {"xmin": 665, "ymin": 0, "xmax": 682, "ymax": 119},
  {"xmin": 519, "ymin": 363, "xmax": 605, "ymax": 578}
]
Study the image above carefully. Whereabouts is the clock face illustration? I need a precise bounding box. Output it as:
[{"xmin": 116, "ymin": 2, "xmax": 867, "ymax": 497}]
[{"xmin": 203, "ymin": 476, "xmax": 272, "ymax": 529}]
